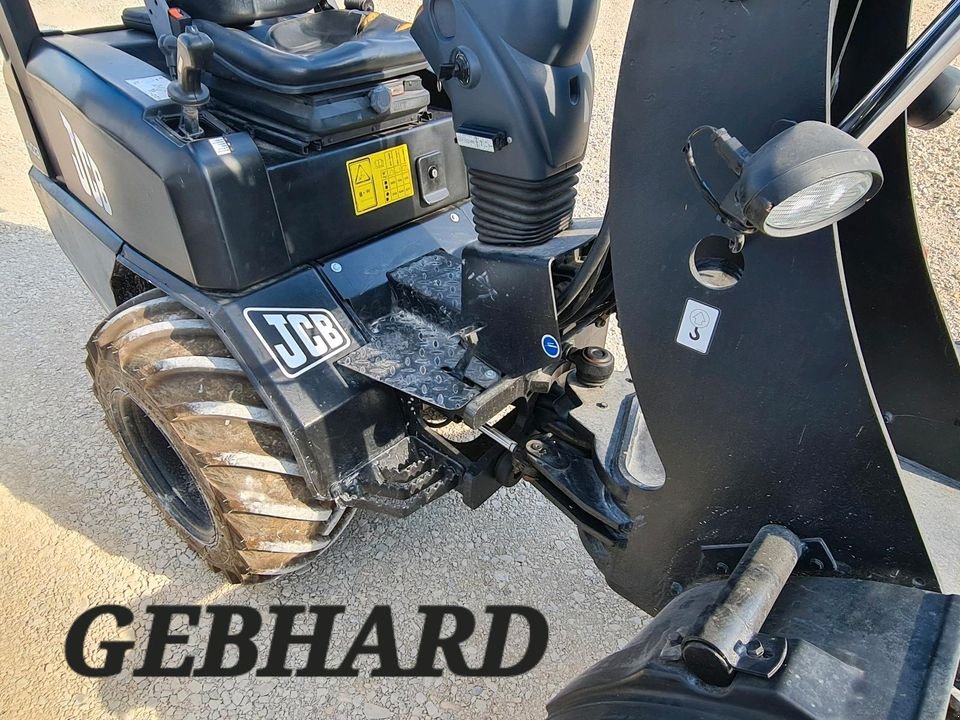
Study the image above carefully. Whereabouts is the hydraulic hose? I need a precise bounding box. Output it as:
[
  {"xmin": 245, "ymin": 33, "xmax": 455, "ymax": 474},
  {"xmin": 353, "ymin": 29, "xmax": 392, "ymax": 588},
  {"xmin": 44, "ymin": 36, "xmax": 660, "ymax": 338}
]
[{"xmin": 557, "ymin": 216, "xmax": 611, "ymax": 318}]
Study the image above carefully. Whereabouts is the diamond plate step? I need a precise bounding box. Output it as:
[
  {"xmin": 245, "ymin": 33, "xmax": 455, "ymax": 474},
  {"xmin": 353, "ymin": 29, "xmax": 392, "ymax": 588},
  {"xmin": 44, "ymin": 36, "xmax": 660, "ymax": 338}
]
[
  {"xmin": 338, "ymin": 310, "xmax": 500, "ymax": 411},
  {"xmin": 388, "ymin": 250, "xmax": 463, "ymax": 329}
]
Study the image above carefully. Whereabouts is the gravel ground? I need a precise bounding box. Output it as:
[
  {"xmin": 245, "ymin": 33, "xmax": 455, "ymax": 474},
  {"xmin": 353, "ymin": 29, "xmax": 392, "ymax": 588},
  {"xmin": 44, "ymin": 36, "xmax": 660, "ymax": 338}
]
[{"xmin": 0, "ymin": 3, "xmax": 956, "ymax": 719}]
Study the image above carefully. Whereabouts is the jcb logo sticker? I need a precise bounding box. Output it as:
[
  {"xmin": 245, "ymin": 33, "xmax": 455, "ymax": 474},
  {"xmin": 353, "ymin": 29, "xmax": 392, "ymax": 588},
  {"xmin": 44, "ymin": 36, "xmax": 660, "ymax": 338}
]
[
  {"xmin": 60, "ymin": 112, "xmax": 112, "ymax": 216},
  {"xmin": 244, "ymin": 309, "xmax": 351, "ymax": 379}
]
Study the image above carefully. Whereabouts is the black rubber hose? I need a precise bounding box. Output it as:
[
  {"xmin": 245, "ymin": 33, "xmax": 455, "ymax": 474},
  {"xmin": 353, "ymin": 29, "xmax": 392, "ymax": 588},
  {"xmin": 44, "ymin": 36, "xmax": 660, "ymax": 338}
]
[
  {"xmin": 556, "ymin": 217, "xmax": 611, "ymax": 317},
  {"xmin": 560, "ymin": 261, "xmax": 608, "ymax": 326},
  {"xmin": 566, "ymin": 275, "xmax": 615, "ymax": 329}
]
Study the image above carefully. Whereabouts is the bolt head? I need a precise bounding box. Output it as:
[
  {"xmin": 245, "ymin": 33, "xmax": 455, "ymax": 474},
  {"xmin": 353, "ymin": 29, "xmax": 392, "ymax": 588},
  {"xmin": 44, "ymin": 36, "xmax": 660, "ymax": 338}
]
[
  {"xmin": 450, "ymin": 213, "xmax": 461, "ymax": 223},
  {"xmin": 746, "ymin": 639, "xmax": 765, "ymax": 657},
  {"xmin": 330, "ymin": 262, "xmax": 343, "ymax": 273}
]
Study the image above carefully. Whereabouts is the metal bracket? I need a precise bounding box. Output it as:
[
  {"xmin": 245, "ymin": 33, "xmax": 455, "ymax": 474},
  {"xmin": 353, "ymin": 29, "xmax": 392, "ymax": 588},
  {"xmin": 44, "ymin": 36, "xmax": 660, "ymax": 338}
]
[
  {"xmin": 144, "ymin": 0, "xmax": 175, "ymax": 38},
  {"xmin": 730, "ymin": 633, "xmax": 789, "ymax": 678},
  {"xmin": 567, "ymin": 371, "xmax": 667, "ymax": 498},
  {"xmin": 682, "ymin": 525, "xmax": 805, "ymax": 686},
  {"xmin": 525, "ymin": 434, "xmax": 633, "ymax": 546},
  {"xmin": 702, "ymin": 536, "xmax": 839, "ymax": 576},
  {"xmin": 461, "ymin": 220, "xmax": 600, "ymax": 377}
]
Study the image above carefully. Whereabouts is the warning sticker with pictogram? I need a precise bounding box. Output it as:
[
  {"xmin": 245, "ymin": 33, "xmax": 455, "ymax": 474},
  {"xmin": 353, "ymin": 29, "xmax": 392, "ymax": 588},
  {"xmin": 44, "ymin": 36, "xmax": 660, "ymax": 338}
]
[
  {"xmin": 676, "ymin": 298, "xmax": 721, "ymax": 355},
  {"xmin": 346, "ymin": 144, "xmax": 415, "ymax": 216}
]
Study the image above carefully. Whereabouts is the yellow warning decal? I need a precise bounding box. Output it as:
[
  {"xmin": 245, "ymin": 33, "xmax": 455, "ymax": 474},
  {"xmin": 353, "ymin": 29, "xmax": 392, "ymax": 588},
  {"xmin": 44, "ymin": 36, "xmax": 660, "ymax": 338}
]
[{"xmin": 346, "ymin": 144, "xmax": 415, "ymax": 216}]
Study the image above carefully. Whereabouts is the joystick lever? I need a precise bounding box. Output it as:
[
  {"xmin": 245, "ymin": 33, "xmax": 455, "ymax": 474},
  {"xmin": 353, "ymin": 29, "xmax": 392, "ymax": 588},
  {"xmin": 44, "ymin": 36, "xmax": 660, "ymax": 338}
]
[{"xmin": 167, "ymin": 26, "xmax": 214, "ymax": 139}]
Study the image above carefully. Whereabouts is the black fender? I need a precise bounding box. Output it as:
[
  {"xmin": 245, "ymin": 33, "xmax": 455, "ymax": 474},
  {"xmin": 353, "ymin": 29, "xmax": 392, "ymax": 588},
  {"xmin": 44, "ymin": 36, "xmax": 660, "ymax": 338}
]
[
  {"xmin": 33, "ymin": 162, "xmax": 476, "ymax": 499},
  {"xmin": 547, "ymin": 576, "xmax": 960, "ymax": 720}
]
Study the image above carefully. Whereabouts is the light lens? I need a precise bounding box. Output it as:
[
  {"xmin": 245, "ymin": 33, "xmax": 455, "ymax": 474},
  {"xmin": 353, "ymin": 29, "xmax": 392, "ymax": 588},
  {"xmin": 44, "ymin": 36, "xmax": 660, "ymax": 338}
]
[{"xmin": 763, "ymin": 171, "xmax": 875, "ymax": 233}]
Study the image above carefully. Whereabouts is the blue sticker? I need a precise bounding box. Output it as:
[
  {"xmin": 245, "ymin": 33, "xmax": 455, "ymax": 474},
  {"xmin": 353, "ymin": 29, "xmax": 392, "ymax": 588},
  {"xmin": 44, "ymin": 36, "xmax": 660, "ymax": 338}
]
[{"xmin": 541, "ymin": 334, "xmax": 562, "ymax": 359}]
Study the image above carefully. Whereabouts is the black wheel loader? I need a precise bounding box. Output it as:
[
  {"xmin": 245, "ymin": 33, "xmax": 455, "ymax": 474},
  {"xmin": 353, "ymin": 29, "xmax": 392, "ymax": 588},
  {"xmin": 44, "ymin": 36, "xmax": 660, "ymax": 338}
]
[{"xmin": 3, "ymin": 0, "xmax": 960, "ymax": 715}]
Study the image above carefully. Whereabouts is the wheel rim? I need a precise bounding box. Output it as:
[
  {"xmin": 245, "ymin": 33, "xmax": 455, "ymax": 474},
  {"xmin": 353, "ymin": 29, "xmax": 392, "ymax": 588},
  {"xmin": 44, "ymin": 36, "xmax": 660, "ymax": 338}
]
[{"xmin": 114, "ymin": 393, "xmax": 217, "ymax": 545}]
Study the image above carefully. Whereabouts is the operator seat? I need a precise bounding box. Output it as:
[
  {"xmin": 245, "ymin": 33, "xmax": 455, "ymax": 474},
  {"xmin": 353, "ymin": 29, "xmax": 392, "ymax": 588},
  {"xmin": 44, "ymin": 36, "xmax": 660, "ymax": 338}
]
[
  {"xmin": 123, "ymin": 1, "xmax": 426, "ymax": 94},
  {"xmin": 192, "ymin": 8, "xmax": 426, "ymax": 94},
  {"xmin": 122, "ymin": 2, "xmax": 430, "ymax": 140}
]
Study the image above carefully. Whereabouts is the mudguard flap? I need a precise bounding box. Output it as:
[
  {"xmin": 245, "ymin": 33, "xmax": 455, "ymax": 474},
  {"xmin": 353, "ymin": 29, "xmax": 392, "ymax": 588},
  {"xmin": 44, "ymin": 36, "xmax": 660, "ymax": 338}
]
[{"xmin": 118, "ymin": 246, "xmax": 408, "ymax": 500}]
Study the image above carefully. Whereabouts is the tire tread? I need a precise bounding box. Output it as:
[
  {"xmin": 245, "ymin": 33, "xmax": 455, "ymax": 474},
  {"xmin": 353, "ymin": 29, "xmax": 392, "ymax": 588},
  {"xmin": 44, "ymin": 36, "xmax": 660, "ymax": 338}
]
[{"xmin": 88, "ymin": 292, "xmax": 353, "ymax": 582}]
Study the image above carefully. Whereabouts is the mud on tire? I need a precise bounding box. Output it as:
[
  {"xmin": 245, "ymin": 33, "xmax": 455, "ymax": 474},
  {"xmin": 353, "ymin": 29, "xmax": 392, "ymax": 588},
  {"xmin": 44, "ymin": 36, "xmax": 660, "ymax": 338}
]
[{"xmin": 87, "ymin": 290, "xmax": 355, "ymax": 582}]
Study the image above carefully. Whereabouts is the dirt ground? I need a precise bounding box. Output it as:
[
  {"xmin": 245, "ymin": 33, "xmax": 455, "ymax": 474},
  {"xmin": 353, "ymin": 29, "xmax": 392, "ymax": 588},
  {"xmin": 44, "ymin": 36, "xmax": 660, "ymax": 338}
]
[{"xmin": 0, "ymin": 2, "xmax": 956, "ymax": 720}]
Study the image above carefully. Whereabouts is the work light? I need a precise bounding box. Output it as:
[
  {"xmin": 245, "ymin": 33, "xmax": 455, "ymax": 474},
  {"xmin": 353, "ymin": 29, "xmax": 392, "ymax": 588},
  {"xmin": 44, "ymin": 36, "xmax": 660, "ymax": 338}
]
[
  {"xmin": 685, "ymin": 121, "xmax": 884, "ymax": 241},
  {"xmin": 730, "ymin": 121, "xmax": 884, "ymax": 237}
]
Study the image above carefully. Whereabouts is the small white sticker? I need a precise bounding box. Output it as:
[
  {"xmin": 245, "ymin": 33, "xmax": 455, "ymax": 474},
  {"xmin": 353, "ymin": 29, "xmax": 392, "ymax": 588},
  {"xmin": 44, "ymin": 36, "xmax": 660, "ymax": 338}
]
[
  {"xmin": 676, "ymin": 299, "xmax": 721, "ymax": 355},
  {"xmin": 127, "ymin": 75, "xmax": 171, "ymax": 103},
  {"xmin": 456, "ymin": 132, "xmax": 496, "ymax": 153},
  {"xmin": 209, "ymin": 137, "xmax": 232, "ymax": 156}
]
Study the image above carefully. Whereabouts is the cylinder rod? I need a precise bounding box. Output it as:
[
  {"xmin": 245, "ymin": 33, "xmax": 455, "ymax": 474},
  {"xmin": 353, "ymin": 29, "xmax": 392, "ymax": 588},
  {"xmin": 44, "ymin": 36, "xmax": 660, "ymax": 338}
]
[
  {"xmin": 840, "ymin": 0, "xmax": 960, "ymax": 145},
  {"xmin": 480, "ymin": 425, "xmax": 518, "ymax": 453}
]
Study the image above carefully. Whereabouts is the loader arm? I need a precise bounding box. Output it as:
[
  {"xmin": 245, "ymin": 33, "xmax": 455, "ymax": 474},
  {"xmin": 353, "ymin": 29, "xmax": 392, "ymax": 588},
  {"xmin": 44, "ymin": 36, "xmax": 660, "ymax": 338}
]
[{"xmin": 600, "ymin": 0, "xmax": 960, "ymax": 612}]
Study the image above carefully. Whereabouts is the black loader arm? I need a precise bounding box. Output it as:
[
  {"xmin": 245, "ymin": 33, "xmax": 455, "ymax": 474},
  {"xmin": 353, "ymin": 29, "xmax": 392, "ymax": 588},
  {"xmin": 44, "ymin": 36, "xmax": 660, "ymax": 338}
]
[
  {"xmin": 602, "ymin": 0, "xmax": 959, "ymax": 613},
  {"xmin": 413, "ymin": 0, "xmax": 956, "ymax": 614}
]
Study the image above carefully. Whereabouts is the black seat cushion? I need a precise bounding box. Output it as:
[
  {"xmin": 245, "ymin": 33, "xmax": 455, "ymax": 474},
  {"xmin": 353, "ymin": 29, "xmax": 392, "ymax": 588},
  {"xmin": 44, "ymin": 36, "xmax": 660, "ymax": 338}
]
[
  {"xmin": 267, "ymin": 9, "xmax": 365, "ymax": 53},
  {"xmin": 195, "ymin": 11, "xmax": 427, "ymax": 94},
  {"xmin": 170, "ymin": 0, "xmax": 316, "ymax": 26}
]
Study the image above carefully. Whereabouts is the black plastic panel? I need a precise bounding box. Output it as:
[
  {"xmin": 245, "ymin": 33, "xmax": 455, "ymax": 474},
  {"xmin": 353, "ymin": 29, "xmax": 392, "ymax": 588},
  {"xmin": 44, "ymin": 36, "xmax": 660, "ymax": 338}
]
[
  {"xmin": 27, "ymin": 33, "xmax": 286, "ymax": 289},
  {"xmin": 548, "ymin": 577, "xmax": 960, "ymax": 720},
  {"xmin": 23, "ymin": 31, "xmax": 467, "ymax": 292},
  {"xmin": 267, "ymin": 115, "xmax": 468, "ymax": 265},
  {"xmin": 411, "ymin": 0, "xmax": 597, "ymax": 182},
  {"xmin": 31, "ymin": 168, "xmax": 120, "ymax": 311}
]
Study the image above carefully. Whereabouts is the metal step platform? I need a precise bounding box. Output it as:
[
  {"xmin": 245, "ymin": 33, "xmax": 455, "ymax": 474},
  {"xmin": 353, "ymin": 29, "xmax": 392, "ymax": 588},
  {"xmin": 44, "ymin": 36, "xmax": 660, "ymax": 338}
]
[
  {"xmin": 338, "ymin": 251, "xmax": 502, "ymax": 411},
  {"xmin": 331, "ymin": 436, "xmax": 462, "ymax": 517}
]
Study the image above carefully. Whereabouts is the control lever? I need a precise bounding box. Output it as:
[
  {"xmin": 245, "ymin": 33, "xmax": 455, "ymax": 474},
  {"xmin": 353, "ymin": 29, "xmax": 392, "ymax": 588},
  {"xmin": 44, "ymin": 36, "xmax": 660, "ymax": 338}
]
[{"xmin": 167, "ymin": 26, "xmax": 214, "ymax": 139}]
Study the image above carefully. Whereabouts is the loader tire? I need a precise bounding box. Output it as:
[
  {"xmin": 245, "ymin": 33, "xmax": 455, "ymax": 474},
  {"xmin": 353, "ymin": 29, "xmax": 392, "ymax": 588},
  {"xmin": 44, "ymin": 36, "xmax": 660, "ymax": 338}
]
[{"xmin": 87, "ymin": 290, "xmax": 355, "ymax": 582}]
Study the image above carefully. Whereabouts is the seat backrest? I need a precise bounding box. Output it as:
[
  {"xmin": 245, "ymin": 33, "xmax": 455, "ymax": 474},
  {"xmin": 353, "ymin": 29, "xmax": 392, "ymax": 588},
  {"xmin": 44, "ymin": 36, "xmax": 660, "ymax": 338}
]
[{"xmin": 170, "ymin": 0, "xmax": 317, "ymax": 27}]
